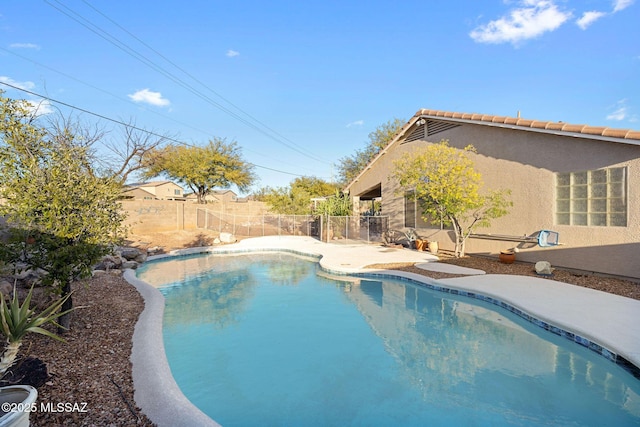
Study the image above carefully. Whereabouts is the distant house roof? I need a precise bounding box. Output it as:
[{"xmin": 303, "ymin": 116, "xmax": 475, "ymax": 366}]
[
  {"xmin": 344, "ymin": 108, "xmax": 640, "ymax": 193},
  {"xmin": 127, "ymin": 181, "xmax": 176, "ymax": 188}
]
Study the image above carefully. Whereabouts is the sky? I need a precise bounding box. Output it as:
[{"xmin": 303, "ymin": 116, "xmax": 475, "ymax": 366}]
[{"xmin": 1, "ymin": 0, "xmax": 639, "ymax": 194}]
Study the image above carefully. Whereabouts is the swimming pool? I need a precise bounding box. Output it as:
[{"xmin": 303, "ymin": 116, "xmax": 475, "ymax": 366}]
[{"xmin": 137, "ymin": 252, "xmax": 640, "ymax": 426}]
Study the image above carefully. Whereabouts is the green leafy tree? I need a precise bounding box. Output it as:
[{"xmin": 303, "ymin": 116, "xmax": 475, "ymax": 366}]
[
  {"xmin": 261, "ymin": 177, "xmax": 340, "ymax": 214},
  {"xmin": 392, "ymin": 140, "xmax": 511, "ymax": 257},
  {"xmin": 144, "ymin": 138, "xmax": 256, "ymax": 203},
  {"xmin": 314, "ymin": 190, "xmax": 352, "ymax": 217},
  {"xmin": 336, "ymin": 118, "xmax": 404, "ymax": 185},
  {"xmin": 0, "ymin": 92, "xmax": 127, "ymax": 331}
]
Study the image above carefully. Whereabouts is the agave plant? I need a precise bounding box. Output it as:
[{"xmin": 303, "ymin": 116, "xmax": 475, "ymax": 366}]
[{"xmin": 0, "ymin": 285, "xmax": 73, "ymax": 377}]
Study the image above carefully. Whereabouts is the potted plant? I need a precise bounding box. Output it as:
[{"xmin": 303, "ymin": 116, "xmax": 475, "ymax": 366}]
[
  {"xmin": 0, "ymin": 285, "xmax": 73, "ymax": 426},
  {"xmin": 499, "ymin": 250, "xmax": 516, "ymax": 264}
]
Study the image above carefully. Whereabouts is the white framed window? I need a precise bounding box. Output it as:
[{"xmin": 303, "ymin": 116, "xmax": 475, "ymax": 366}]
[{"xmin": 556, "ymin": 167, "xmax": 627, "ymax": 227}]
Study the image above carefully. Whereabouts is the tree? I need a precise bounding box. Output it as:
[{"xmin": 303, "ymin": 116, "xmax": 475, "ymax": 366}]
[
  {"xmin": 392, "ymin": 140, "xmax": 511, "ymax": 257},
  {"xmin": 336, "ymin": 118, "xmax": 404, "ymax": 185},
  {"xmin": 0, "ymin": 92, "xmax": 127, "ymax": 331},
  {"xmin": 103, "ymin": 118, "xmax": 171, "ymax": 183},
  {"xmin": 260, "ymin": 177, "xmax": 341, "ymax": 214},
  {"xmin": 143, "ymin": 138, "xmax": 256, "ymax": 203}
]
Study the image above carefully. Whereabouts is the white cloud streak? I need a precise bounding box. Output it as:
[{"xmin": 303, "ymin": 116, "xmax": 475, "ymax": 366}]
[
  {"xmin": 576, "ymin": 11, "xmax": 607, "ymax": 29},
  {"xmin": 606, "ymin": 99, "xmax": 637, "ymax": 122},
  {"xmin": 226, "ymin": 49, "xmax": 240, "ymax": 57},
  {"xmin": 346, "ymin": 120, "xmax": 364, "ymax": 128},
  {"xmin": 127, "ymin": 88, "xmax": 170, "ymax": 107},
  {"xmin": 0, "ymin": 76, "xmax": 36, "ymax": 90},
  {"xmin": 613, "ymin": 0, "xmax": 635, "ymax": 12},
  {"xmin": 0, "ymin": 76, "xmax": 53, "ymax": 116},
  {"xmin": 9, "ymin": 42, "xmax": 41, "ymax": 50},
  {"xmin": 470, "ymin": 1, "xmax": 571, "ymax": 45}
]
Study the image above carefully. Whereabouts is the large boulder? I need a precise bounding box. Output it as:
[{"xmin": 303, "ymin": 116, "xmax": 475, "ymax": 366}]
[{"xmin": 118, "ymin": 247, "xmax": 147, "ymax": 262}]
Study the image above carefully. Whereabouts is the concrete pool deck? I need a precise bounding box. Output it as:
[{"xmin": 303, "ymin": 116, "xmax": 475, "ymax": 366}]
[{"xmin": 126, "ymin": 236, "xmax": 640, "ymax": 427}]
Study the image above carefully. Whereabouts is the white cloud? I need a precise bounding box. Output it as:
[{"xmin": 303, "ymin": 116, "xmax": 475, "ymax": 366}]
[
  {"xmin": 9, "ymin": 42, "xmax": 41, "ymax": 50},
  {"xmin": 576, "ymin": 11, "xmax": 607, "ymax": 29},
  {"xmin": 606, "ymin": 99, "xmax": 630, "ymax": 121},
  {"xmin": 470, "ymin": 1, "xmax": 572, "ymax": 45},
  {"xmin": 607, "ymin": 107, "xmax": 627, "ymax": 121},
  {"xmin": 0, "ymin": 77, "xmax": 53, "ymax": 116},
  {"xmin": 346, "ymin": 120, "xmax": 364, "ymax": 128},
  {"xmin": 613, "ymin": 0, "xmax": 635, "ymax": 12},
  {"xmin": 24, "ymin": 99, "xmax": 54, "ymax": 117},
  {"xmin": 127, "ymin": 88, "xmax": 170, "ymax": 107},
  {"xmin": 226, "ymin": 49, "xmax": 240, "ymax": 57},
  {"xmin": 0, "ymin": 76, "xmax": 36, "ymax": 91}
]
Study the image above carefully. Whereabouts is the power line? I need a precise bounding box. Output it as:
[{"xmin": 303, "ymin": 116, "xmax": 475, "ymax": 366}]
[
  {"xmin": 0, "ymin": 81, "xmax": 315, "ymax": 178},
  {"xmin": 79, "ymin": 0, "xmax": 326, "ymax": 164},
  {"xmin": 43, "ymin": 0, "xmax": 332, "ymax": 165},
  {"xmin": 0, "ymin": 46, "xmax": 309, "ymax": 171}
]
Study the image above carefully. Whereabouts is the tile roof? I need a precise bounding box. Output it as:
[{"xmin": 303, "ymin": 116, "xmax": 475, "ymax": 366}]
[
  {"xmin": 415, "ymin": 108, "xmax": 640, "ymax": 141},
  {"xmin": 344, "ymin": 108, "xmax": 640, "ymax": 192}
]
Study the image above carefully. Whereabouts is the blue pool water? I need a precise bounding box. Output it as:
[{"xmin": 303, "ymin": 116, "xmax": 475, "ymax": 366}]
[{"xmin": 137, "ymin": 252, "xmax": 640, "ymax": 426}]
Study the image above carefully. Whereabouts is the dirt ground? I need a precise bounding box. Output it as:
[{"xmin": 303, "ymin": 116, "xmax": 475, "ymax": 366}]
[{"xmin": 4, "ymin": 230, "xmax": 638, "ymax": 426}]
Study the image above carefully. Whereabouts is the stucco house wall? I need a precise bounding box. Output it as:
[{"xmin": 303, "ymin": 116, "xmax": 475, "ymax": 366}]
[
  {"xmin": 126, "ymin": 181, "xmax": 184, "ymax": 200},
  {"xmin": 346, "ymin": 110, "xmax": 640, "ymax": 280}
]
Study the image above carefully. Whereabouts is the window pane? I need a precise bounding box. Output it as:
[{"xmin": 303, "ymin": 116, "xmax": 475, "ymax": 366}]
[
  {"xmin": 591, "ymin": 184, "xmax": 607, "ymax": 198},
  {"xmin": 404, "ymin": 193, "xmax": 415, "ymax": 228},
  {"xmin": 572, "ymin": 213, "xmax": 587, "ymax": 225},
  {"xmin": 609, "ymin": 214, "xmax": 627, "ymax": 227},
  {"xmin": 557, "ymin": 200, "xmax": 570, "ymax": 212},
  {"xmin": 609, "ymin": 167, "xmax": 625, "ymax": 182},
  {"xmin": 572, "ymin": 185, "xmax": 588, "ymax": 199},
  {"xmin": 557, "ymin": 186, "xmax": 570, "ymax": 199},
  {"xmin": 610, "ymin": 198, "xmax": 627, "ymax": 213},
  {"xmin": 590, "ymin": 199, "xmax": 607, "ymax": 213},
  {"xmin": 556, "ymin": 213, "xmax": 570, "ymax": 225},
  {"xmin": 609, "ymin": 183, "xmax": 625, "ymax": 198},
  {"xmin": 590, "ymin": 169, "xmax": 607, "ymax": 184},
  {"xmin": 572, "ymin": 199, "xmax": 587, "ymax": 213},
  {"xmin": 573, "ymin": 171, "xmax": 588, "ymax": 185},
  {"xmin": 555, "ymin": 167, "xmax": 626, "ymax": 228},
  {"xmin": 590, "ymin": 214, "xmax": 607, "ymax": 226}
]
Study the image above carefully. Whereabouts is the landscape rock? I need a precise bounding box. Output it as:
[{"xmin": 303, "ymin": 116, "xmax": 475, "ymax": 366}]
[
  {"xmin": 535, "ymin": 261, "xmax": 554, "ymax": 275},
  {"xmin": 0, "ymin": 280, "xmax": 13, "ymax": 297},
  {"xmin": 121, "ymin": 260, "xmax": 139, "ymax": 270},
  {"xmin": 219, "ymin": 232, "xmax": 236, "ymax": 243},
  {"xmin": 119, "ymin": 247, "xmax": 143, "ymax": 261}
]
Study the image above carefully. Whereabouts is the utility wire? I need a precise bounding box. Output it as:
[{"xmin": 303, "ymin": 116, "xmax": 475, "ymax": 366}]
[
  {"xmin": 44, "ymin": 0, "xmax": 331, "ymax": 164},
  {"xmin": 0, "ymin": 81, "xmax": 313, "ymax": 177},
  {"xmin": 0, "ymin": 46, "xmax": 309, "ymax": 171},
  {"xmin": 79, "ymin": 0, "xmax": 327, "ymax": 164}
]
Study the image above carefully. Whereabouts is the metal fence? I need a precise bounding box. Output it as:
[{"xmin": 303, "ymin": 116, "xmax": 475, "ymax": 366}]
[
  {"xmin": 196, "ymin": 209, "xmax": 320, "ymax": 238},
  {"xmin": 325, "ymin": 215, "xmax": 388, "ymax": 244},
  {"xmin": 196, "ymin": 208, "xmax": 388, "ymax": 244}
]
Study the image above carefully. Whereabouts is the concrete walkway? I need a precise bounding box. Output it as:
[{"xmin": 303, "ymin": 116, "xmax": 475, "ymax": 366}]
[{"xmin": 127, "ymin": 236, "xmax": 640, "ymax": 427}]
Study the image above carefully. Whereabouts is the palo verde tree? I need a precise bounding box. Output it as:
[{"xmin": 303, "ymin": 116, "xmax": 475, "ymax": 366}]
[
  {"xmin": 0, "ymin": 92, "xmax": 127, "ymax": 331},
  {"xmin": 392, "ymin": 140, "xmax": 512, "ymax": 257},
  {"xmin": 143, "ymin": 138, "xmax": 256, "ymax": 203},
  {"xmin": 336, "ymin": 118, "xmax": 404, "ymax": 185}
]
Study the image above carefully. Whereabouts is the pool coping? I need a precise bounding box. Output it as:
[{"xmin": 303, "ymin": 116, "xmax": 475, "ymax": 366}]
[{"xmin": 125, "ymin": 236, "xmax": 640, "ymax": 426}]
